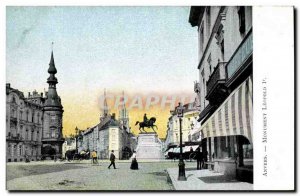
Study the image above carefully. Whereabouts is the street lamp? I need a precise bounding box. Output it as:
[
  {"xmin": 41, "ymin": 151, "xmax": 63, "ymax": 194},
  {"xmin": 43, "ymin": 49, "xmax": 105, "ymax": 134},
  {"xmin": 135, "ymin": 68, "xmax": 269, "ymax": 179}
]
[{"xmin": 176, "ymin": 102, "xmax": 187, "ymax": 181}]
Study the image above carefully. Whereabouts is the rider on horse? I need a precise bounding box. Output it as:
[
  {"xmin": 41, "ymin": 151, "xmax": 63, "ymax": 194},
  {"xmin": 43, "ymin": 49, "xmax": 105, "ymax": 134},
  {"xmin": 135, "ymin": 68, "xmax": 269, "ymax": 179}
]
[{"xmin": 143, "ymin": 113, "xmax": 148, "ymax": 126}]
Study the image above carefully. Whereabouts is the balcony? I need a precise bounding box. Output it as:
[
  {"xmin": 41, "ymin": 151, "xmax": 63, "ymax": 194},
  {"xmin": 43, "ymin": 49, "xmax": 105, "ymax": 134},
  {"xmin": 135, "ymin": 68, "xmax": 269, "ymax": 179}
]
[
  {"xmin": 6, "ymin": 133, "xmax": 22, "ymax": 142},
  {"xmin": 198, "ymin": 104, "xmax": 215, "ymax": 123},
  {"xmin": 226, "ymin": 30, "xmax": 253, "ymax": 87},
  {"xmin": 194, "ymin": 81, "xmax": 201, "ymax": 93},
  {"xmin": 205, "ymin": 62, "xmax": 228, "ymax": 105}
]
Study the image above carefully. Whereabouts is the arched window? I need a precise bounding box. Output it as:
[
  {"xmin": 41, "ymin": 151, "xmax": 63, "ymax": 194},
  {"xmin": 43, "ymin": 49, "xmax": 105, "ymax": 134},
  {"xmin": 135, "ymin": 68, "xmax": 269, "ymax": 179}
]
[
  {"xmin": 12, "ymin": 96, "xmax": 16, "ymax": 103},
  {"xmin": 25, "ymin": 130, "xmax": 29, "ymax": 140},
  {"xmin": 26, "ymin": 110, "xmax": 29, "ymax": 122},
  {"xmin": 37, "ymin": 113, "xmax": 40, "ymax": 124},
  {"xmin": 19, "ymin": 145, "xmax": 22, "ymax": 156}
]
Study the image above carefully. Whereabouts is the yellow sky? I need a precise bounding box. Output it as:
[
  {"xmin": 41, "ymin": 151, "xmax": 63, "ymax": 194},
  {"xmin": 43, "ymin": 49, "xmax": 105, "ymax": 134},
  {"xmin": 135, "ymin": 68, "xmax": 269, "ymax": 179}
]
[{"xmin": 62, "ymin": 91, "xmax": 195, "ymax": 139}]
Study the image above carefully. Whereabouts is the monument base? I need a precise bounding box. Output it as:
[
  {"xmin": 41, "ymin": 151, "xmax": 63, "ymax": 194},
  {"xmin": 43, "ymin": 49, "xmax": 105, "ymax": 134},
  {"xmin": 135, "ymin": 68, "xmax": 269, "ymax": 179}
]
[{"xmin": 135, "ymin": 133, "xmax": 163, "ymax": 160}]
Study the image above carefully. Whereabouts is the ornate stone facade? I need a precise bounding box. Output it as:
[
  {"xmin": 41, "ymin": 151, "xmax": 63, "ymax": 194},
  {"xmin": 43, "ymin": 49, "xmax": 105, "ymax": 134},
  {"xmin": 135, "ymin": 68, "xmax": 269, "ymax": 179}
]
[
  {"xmin": 6, "ymin": 85, "xmax": 44, "ymax": 162},
  {"xmin": 6, "ymin": 50, "xmax": 64, "ymax": 162}
]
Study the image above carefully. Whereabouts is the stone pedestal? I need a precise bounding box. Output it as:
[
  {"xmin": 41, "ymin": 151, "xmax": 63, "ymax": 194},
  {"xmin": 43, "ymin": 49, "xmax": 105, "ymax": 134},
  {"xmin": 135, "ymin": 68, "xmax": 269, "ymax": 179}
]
[{"xmin": 135, "ymin": 133, "xmax": 163, "ymax": 160}]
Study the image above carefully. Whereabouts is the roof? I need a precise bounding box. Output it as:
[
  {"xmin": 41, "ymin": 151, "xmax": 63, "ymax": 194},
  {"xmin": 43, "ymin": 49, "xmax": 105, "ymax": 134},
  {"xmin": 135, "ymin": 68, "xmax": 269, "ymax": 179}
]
[{"xmin": 188, "ymin": 6, "xmax": 205, "ymax": 27}]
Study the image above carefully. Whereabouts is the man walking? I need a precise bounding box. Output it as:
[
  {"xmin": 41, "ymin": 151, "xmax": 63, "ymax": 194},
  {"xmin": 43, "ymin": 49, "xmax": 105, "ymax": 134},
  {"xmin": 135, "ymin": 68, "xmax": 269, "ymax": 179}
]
[{"xmin": 108, "ymin": 150, "xmax": 116, "ymax": 169}]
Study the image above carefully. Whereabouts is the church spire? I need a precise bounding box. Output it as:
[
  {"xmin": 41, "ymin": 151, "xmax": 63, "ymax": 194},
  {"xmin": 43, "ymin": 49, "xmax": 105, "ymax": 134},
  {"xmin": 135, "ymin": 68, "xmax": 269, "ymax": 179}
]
[
  {"xmin": 47, "ymin": 43, "xmax": 58, "ymax": 86},
  {"xmin": 48, "ymin": 51, "xmax": 57, "ymax": 74},
  {"xmin": 103, "ymin": 89, "xmax": 109, "ymax": 117},
  {"xmin": 44, "ymin": 43, "xmax": 62, "ymax": 108}
]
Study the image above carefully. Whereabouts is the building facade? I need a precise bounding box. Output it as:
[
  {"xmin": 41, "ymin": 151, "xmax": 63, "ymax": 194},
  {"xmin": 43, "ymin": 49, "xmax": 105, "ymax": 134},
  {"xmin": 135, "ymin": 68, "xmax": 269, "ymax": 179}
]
[
  {"xmin": 42, "ymin": 51, "xmax": 64, "ymax": 159},
  {"xmin": 76, "ymin": 93, "xmax": 136, "ymax": 160},
  {"xmin": 6, "ymin": 50, "xmax": 64, "ymax": 162},
  {"xmin": 189, "ymin": 6, "xmax": 253, "ymax": 181},
  {"xmin": 164, "ymin": 102, "xmax": 200, "ymax": 149},
  {"xmin": 6, "ymin": 86, "xmax": 44, "ymax": 162}
]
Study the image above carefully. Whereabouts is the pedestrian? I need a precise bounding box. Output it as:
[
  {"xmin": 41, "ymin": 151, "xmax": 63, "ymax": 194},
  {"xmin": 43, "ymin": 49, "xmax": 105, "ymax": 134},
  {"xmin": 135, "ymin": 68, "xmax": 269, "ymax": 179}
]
[
  {"xmin": 91, "ymin": 150, "xmax": 98, "ymax": 165},
  {"xmin": 196, "ymin": 148, "xmax": 203, "ymax": 170},
  {"xmin": 130, "ymin": 151, "xmax": 138, "ymax": 170},
  {"xmin": 189, "ymin": 146, "xmax": 194, "ymax": 162},
  {"xmin": 203, "ymin": 150, "xmax": 208, "ymax": 169},
  {"xmin": 108, "ymin": 150, "xmax": 116, "ymax": 169}
]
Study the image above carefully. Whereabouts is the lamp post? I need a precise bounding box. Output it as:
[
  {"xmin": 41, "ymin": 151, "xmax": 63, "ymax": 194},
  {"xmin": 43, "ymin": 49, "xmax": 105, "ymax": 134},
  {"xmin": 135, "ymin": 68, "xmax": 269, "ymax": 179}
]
[{"xmin": 176, "ymin": 102, "xmax": 187, "ymax": 181}]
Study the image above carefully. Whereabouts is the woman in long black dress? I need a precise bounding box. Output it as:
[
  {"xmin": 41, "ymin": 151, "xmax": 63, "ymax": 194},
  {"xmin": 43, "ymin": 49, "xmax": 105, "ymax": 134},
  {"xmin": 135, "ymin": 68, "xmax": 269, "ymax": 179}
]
[{"xmin": 130, "ymin": 151, "xmax": 138, "ymax": 170}]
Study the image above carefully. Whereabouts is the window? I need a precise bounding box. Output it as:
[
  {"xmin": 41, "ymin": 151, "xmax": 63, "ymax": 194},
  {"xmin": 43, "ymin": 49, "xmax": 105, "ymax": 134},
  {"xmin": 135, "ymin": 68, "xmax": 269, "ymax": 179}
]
[
  {"xmin": 11, "ymin": 108, "xmax": 15, "ymax": 118},
  {"xmin": 207, "ymin": 54, "xmax": 212, "ymax": 75},
  {"xmin": 238, "ymin": 6, "xmax": 246, "ymax": 34},
  {"xmin": 26, "ymin": 110, "xmax": 29, "ymax": 121},
  {"xmin": 25, "ymin": 130, "xmax": 29, "ymax": 140},
  {"xmin": 200, "ymin": 25, "xmax": 204, "ymax": 53},
  {"xmin": 201, "ymin": 70, "xmax": 206, "ymax": 107},
  {"xmin": 32, "ymin": 111, "xmax": 34, "ymax": 122},
  {"xmin": 37, "ymin": 113, "xmax": 40, "ymax": 124},
  {"xmin": 13, "ymin": 145, "xmax": 17, "ymax": 156},
  {"xmin": 19, "ymin": 145, "xmax": 22, "ymax": 156},
  {"xmin": 206, "ymin": 7, "xmax": 211, "ymax": 36},
  {"xmin": 31, "ymin": 130, "xmax": 34, "ymax": 141}
]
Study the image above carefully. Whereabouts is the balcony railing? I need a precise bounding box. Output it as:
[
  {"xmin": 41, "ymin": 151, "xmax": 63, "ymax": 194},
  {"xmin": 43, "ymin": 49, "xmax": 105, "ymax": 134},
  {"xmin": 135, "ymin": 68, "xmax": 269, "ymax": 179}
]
[
  {"xmin": 206, "ymin": 62, "xmax": 227, "ymax": 97},
  {"xmin": 6, "ymin": 133, "xmax": 22, "ymax": 141},
  {"xmin": 198, "ymin": 104, "xmax": 215, "ymax": 123},
  {"xmin": 226, "ymin": 30, "xmax": 253, "ymax": 80}
]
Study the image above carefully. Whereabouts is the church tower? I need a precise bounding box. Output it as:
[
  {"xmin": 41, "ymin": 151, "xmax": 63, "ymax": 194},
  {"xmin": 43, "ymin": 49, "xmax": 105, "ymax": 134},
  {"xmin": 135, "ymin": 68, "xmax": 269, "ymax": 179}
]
[
  {"xmin": 100, "ymin": 89, "xmax": 109, "ymax": 122},
  {"xmin": 119, "ymin": 91, "xmax": 130, "ymax": 133},
  {"xmin": 42, "ymin": 48, "xmax": 64, "ymax": 158}
]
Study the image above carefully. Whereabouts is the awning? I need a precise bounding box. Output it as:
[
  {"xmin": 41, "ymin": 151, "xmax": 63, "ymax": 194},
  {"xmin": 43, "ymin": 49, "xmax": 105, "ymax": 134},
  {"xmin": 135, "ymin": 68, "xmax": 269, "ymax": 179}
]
[
  {"xmin": 201, "ymin": 76, "xmax": 253, "ymax": 143},
  {"xmin": 183, "ymin": 145, "xmax": 199, "ymax": 153}
]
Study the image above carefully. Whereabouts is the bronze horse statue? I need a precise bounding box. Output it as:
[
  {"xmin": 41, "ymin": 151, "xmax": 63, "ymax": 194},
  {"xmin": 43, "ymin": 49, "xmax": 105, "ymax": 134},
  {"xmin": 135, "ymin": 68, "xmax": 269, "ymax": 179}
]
[{"xmin": 135, "ymin": 117, "xmax": 158, "ymax": 133}]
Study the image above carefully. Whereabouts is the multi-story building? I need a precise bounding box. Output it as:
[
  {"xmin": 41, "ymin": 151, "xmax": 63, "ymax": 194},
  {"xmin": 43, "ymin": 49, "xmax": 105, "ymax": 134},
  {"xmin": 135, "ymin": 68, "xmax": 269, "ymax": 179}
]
[
  {"xmin": 76, "ymin": 93, "xmax": 136, "ymax": 160},
  {"xmin": 6, "ymin": 86, "xmax": 44, "ymax": 162},
  {"xmin": 164, "ymin": 102, "xmax": 200, "ymax": 149},
  {"xmin": 189, "ymin": 6, "xmax": 253, "ymax": 181},
  {"xmin": 6, "ymin": 50, "xmax": 64, "ymax": 162}
]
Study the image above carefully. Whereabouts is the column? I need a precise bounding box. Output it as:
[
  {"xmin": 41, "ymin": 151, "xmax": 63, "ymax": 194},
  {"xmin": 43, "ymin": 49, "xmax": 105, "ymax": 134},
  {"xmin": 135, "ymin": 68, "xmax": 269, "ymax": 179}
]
[
  {"xmin": 237, "ymin": 136, "xmax": 244, "ymax": 166},
  {"xmin": 217, "ymin": 137, "xmax": 222, "ymax": 159}
]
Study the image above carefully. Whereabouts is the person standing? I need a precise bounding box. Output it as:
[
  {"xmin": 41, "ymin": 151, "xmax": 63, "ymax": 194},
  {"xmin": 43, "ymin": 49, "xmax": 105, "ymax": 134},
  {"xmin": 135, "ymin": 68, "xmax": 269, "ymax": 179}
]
[
  {"xmin": 130, "ymin": 151, "xmax": 138, "ymax": 170},
  {"xmin": 91, "ymin": 151, "xmax": 98, "ymax": 165},
  {"xmin": 108, "ymin": 150, "xmax": 116, "ymax": 169},
  {"xmin": 196, "ymin": 148, "xmax": 203, "ymax": 170}
]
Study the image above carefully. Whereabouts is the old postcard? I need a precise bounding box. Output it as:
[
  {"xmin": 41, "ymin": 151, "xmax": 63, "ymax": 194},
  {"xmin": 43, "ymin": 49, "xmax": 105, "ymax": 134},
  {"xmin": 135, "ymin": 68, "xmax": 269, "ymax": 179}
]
[{"xmin": 4, "ymin": 5, "xmax": 294, "ymax": 192}]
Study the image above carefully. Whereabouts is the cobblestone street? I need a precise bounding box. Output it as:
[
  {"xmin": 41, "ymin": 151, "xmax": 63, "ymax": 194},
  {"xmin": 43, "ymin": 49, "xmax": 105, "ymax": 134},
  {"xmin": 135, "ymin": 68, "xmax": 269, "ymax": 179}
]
[{"xmin": 7, "ymin": 160, "xmax": 196, "ymax": 191}]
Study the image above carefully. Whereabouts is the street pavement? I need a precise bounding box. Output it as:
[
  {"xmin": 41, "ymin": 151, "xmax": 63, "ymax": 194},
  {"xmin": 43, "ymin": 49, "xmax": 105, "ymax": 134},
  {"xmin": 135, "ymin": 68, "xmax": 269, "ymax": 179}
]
[
  {"xmin": 167, "ymin": 167, "xmax": 253, "ymax": 191},
  {"xmin": 7, "ymin": 160, "xmax": 196, "ymax": 191},
  {"xmin": 7, "ymin": 160, "xmax": 253, "ymax": 191}
]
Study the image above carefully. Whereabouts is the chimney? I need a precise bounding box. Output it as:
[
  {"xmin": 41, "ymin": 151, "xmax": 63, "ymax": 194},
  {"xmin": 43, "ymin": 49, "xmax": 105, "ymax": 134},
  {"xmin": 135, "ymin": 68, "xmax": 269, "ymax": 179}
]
[
  {"xmin": 112, "ymin": 113, "xmax": 116, "ymax": 120},
  {"xmin": 28, "ymin": 92, "xmax": 31, "ymax": 97},
  {"xmin": 6, "ymin": 83, "xmax": 10, "ymax": 88},
  {"xmin": 41, "ymin": 92, "xmax": 43, "ymax": 97}
]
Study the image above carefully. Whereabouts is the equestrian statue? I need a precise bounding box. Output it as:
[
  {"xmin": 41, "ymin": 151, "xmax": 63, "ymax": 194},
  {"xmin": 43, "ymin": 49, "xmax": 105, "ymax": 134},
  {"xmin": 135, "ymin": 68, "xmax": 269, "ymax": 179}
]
[{"xmin": 135, "ymin": 113, "xmax": 158, "ymax": 133}]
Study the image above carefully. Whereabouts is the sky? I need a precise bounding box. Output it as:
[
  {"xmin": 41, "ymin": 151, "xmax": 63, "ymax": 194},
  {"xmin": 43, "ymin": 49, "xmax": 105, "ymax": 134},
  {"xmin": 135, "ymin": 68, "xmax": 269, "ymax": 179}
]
[{"xmin": 6, "ymin": 6, "xmax": 199, "ymax": 138}]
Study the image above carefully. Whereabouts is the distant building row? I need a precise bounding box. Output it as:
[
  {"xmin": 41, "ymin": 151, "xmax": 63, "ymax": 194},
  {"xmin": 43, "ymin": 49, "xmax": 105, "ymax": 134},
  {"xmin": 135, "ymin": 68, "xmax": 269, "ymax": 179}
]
[{"xmin": 62, "ymin": 92, "xmax": 137, "ymax": 160}]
